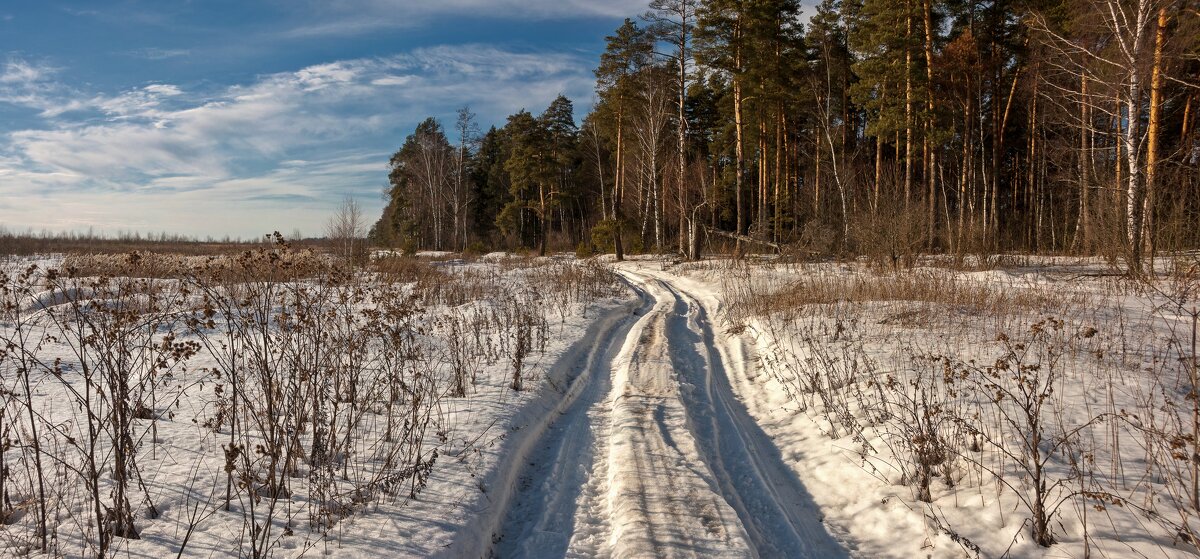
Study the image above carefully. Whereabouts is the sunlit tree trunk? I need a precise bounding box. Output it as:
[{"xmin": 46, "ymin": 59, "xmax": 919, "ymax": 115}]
[
  {"xmin": 905, "ymin": 1, "xmax": 914, "ymax": 209},
  {"xmin": 1144, "ymin": 5, "xmax": 1167, "ymax": 265},
  {"xmin": 923, "ymin": 0, "xmax": 937, "ymax": 247},
  {"xmin": 1076, "ymin": 75, "xmax": 1091, "ymax": 253}
]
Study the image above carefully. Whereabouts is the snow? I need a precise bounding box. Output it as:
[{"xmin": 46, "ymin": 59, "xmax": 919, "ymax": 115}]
[
  {"xmin": 462, "ymin": 265, "xmax": 849, "ymax": 558},
  {"xmin": 0, "ymin": 255, "xmax": 633, "ymax": 558},
  {"xmin": 414, "ymin": 251, "xmax": 455, "ymax": 259},
  {"xmin": 633, "ymin": 256, "xmax": 1200, "ymax": 558},
  {"xmin": 3, "ymin": 252, "xmax": 1197, "ymax": 558},
  {"xmin": 480, "ymin": 252, "xmax": 523, "ymax": 262}
]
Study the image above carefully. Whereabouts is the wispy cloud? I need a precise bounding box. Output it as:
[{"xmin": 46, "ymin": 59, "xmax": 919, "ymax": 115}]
[
  {"xmin": 127, "ymin": 47, "xmax": 191, "ymax": 60},
  {"xmin": 0, "ymin": 58, "xmax": 90, "ymax": 117},
  {"xmin": 280, "ymin": 0, "xmax": 648, "ymax": 37},
  {"xmin": 0, "ymin": 45, "xmax": 595, "ymax": 237},
  {"xmin": 0, "ymin": 60, "xmax": 47, "ymax": 84}
]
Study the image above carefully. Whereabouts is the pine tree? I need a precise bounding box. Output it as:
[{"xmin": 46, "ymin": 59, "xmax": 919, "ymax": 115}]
[
  {"xmin": 747, "ymin": 0, "xmax": 805, "ymax": 241},
  {"xmin": 469, "ymin": 126, "xmax": 511, "ymax": 245},
  {"xmin": 378, "ymin": 118, "xmax": 454, "ymax": 251},
  {"xmin": 541, "ymin": 95, "xmax": 583, "ymax": 247},
  {"xmin": 596, "ymin": 19, "xmax": 655, "ymax": 260},
  {"xmin": 647, "ymin": 0, "xmax": 700, "ymax": 256},
  {"xmin": 809, "ymin": 0, "xmax": 854, "ymax": 238},
  {"xmin": 363, "ymin": 0, "xmax": 1200, "ymax": 266},
  {"xmin": 502, "ymin": 110, "xmax": 556, "ymax": 256},
  {"xmin": 847, "ymin": 0, "xmax": 919, "ymax": 209},
  {"xmin": 696, "ymin": 0, "xmax": 751, "ymax": 243}
]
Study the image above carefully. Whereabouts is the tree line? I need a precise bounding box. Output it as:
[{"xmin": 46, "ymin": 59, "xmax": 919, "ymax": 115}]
[{"xmin": 370, "ymin": 0, "xmax": 1199, "ymax": 269}]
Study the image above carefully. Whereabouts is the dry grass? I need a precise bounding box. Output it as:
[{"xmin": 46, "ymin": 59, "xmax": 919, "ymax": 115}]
[
  {"xmin": 718, "ymin": 258, "xmax": 1200, "ymax": 554},
  {"xmin": 60, "ymin": 248, "xmax": 333, "ymax": 282},
  {"xmin": 0, "ymin": 246, "xmax": 630, "ymax": 557},
  {"xmin": 725, "ymin": 267, "xmax": 1084, "ymax": 325},
  {"xmin": 0, "ymin": 230, "xmax": 339, "ymax": 257}
]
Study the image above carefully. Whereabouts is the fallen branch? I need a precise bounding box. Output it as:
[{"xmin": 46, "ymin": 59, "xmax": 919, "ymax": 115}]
[{"xmin": 703, "ymin": 227, "xmax": 781, "ymax": 251}]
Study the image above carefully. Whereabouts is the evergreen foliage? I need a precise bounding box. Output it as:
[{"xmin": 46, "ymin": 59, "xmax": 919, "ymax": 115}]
[{"xmin": 372, "ymin": 0, "xmax": 1199, "ymax": 268}]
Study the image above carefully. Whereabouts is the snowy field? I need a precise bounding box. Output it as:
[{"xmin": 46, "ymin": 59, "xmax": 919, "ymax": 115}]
[
  {"xmin": 653, "ymin": 255, "xmax": 1200, "ymax": 558},
  {"xmin": 0, "ymin": 249, "xmax": 629, "ymax": 558},
  {"xmin": 2, "ymin": 250, "xmax": 1198, "ymax": 558}
]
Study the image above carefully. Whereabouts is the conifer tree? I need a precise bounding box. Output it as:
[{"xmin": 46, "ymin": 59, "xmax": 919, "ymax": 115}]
[
  {"xmin": 696, "ymin": 0, "xmax": 751, "ymax": 242},
  {"xmin": 596, "ymin": 19, "xmax": 656, "ymax": 260},
  {"xmin": 647, "ymin": 0, "xmax": 700, "ymax": 256},
  {"xmin": 469, "ymin": 126, "xmax": 511, "ymax": 245}
]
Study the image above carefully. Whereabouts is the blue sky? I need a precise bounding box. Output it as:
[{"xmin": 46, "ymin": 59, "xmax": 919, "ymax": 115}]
[{"xmin": 0, "ymin": 0, "xmax": 648, "ymax": 238}]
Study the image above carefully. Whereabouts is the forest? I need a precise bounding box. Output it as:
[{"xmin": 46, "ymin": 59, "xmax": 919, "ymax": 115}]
[
  {"xmin": 6, "ymin": 1, "xmax": 1200, "ymax": 557},
  {"xmin": 370, "ymin": 0, "xmax": 1199, "ymax": 272}
]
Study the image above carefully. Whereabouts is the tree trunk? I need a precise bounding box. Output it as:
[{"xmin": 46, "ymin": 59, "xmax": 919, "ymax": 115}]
[
  {"xmin": 1144, "ymin": 5, "xmax": 1167, "ymax": 265},
  {"xmin": 1028, "ymin": 70, "xmax": 1039, "ymax": 251},
  {"xmin": 591, "ymin": 122, "xmax": 609, "ymax": 222},
  {"xmin": 733, "ymin": 15, "xmax": 746, "ymax": 252},
  {"xmin": 905, "ymin": 2, "xmax": 914, "ymax": 210},
  {"xmin": 539, "ymin": 182, "xmax": 548, "ymax": 256},
  {"xmin": 1120, "ymin": 0, "xmax": 1151, "ymax": 275},
  {"xmin": 924, "ymin": 0, "xmax": 937, "ymax": 248},
  {"xmin": 1182, "ymin": 92, "xmax": 1193, "ymax": 144},
  {"xmin": 958, "ymin": 98, "xmax": 970, "ymax": 252},
  {"xmin": 653, "ymin": 149, "xmax": 663, "ymax": 253},
  {"xmin": 734, "ymin": 80, "xmax": 746, "ymax": 241},
  {"xmin": 994, "ymin": 66, "xmax": 1021, "ymax": 244},
  {"xmin": 758, "ymin": 115, "xmax": 767, "ymax": 234},
  {"xmin": 874, "ymin": 134, "xmax": 883, "ymax": 213},
  {"xmin": 814, "ymin": 141, "xmax": 822, "ymax": 215},
  {"xmin": 1077, "ymin": 74, "xmax": 1091, "ymax": 252},
  {"xmin": 615, "ymin": 110, "xmax": 626, "ymax": 261},
  {"xmin": 774, "ymin": 111, "xmax": 784, "ymax": 243},
  {"xmin": 678, "ymin": 36, "xmax": 689, "ymax": 257},
  {"xmin": 1125, "ymin": 72, "xmax": 1145, "ymax": 274}
]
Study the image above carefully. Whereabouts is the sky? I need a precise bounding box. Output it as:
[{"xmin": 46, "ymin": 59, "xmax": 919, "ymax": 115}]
[{"xmin": 0, "ymin": 0, "xmax": 652, "ymax": 239}]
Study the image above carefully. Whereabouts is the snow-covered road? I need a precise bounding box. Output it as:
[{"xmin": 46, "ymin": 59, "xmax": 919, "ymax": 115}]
[{"xmin": 478, "ymin": 266, "xmax": 847, "ymax": 558}]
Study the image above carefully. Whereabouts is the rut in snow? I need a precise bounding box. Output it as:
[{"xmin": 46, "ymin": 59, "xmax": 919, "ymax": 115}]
[{"xmin": 478, "ymin": 268, "xmax": 847, "ymax": 558}]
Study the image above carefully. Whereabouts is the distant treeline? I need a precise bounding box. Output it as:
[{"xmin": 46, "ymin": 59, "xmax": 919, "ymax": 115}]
[
  {"xmin": 0, "ymin": 228, "xmax": 326, "ymax": 256},
  {"xmin": 372, "ymin": 0, "xmax": 1199, "ymax": 271}
]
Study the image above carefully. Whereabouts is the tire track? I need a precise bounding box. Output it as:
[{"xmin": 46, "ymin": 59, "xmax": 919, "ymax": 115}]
[
  {"xmin": 475, "ymin": 266, "xmax": 848, "ymax": 559},
  {"xmin": 442, "ymin": 286, "xmax": 650, "ymax": 559},
  {"xmin": 640, "ymin": 270, "xmax": 849, "ymax": 558},
  {"xmin": 604, "ymin": 279, "xmax": 750, "ymax": 558}
]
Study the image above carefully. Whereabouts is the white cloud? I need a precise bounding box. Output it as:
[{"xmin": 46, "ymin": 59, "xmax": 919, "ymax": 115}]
[
  {"xmin": 92, "ymin": 84, "xmax": 185, "ymax": 120},
  {"xmin": 127, "ymin": 48, "xmax": 191, "ymax": 60},
  {"xmin": 0, "ymin": 45, "xmax": 596, "ymax": 237},
  {"xmin": 281, "ymin": 0, "xmax": 646, "ymax": 37},
  {"xmin": 0, "ymin": 59, "xmax": 84, "ymax": 117},
  {"xmin": 371, "ymin": 75, "xmax": 414, "ymax": 86},
  {"xmin": 0, "ymin": 60, "xmax": 49, "ymax": 84},
  {"xmin": 144, "ymin": 84, "xmax": 183, "ymax": 96}
]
